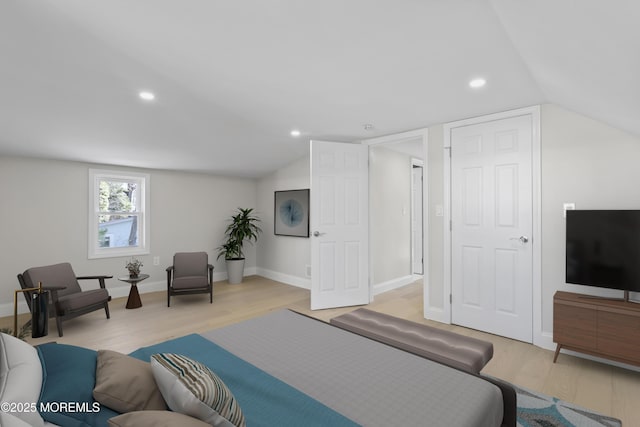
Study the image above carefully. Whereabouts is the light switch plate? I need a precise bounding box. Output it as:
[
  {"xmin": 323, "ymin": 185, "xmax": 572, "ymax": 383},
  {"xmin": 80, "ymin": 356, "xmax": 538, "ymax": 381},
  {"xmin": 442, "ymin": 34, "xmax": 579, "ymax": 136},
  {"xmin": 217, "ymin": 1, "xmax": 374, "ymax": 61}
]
[{"xmin": 563, "ymin": 203, "xmax": 575, "ymax": 218}]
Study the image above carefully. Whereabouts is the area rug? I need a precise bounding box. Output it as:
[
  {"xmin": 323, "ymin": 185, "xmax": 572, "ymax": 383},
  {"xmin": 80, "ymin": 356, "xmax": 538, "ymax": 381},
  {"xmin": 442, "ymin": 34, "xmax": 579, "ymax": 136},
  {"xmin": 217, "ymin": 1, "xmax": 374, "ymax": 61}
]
[{"xmin": 515, "ymin": 385, "xmax": 622, "ymax": 427}]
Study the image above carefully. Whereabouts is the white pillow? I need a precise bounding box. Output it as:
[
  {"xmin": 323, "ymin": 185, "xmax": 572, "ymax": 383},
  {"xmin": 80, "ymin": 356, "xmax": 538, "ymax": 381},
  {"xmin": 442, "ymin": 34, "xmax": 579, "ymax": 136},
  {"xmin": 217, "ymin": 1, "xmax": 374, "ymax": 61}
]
[
  {"xmin": 150, "ymin": 353, "xmax": 245, "ymax": 427},
  {"xmin": 0, "ymin": 333, "xmax": 45, "ymax": 427}
]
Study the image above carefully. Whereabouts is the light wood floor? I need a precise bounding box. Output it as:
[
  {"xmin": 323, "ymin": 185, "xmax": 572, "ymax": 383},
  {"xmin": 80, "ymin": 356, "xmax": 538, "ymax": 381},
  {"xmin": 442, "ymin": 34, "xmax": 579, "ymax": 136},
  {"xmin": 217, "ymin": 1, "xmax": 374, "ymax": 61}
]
[{"xmin": 3, "ymin": 276, "xmax": 639, "ymax": 425}]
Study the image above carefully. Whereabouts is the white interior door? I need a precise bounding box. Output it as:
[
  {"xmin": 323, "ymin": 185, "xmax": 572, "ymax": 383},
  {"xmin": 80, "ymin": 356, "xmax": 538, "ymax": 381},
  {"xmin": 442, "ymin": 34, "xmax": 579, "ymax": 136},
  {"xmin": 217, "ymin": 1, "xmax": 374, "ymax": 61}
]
[
  {"xmin": 412, "ymin": 163, "xmax": 424, "ymax": 274},
  {"xmin": 310, "ymin": 140, "xmax": 369, "ymax": 310},
  {"xmin": 451, "ymin": 114, "xmax": 533, "ymax": 342}
]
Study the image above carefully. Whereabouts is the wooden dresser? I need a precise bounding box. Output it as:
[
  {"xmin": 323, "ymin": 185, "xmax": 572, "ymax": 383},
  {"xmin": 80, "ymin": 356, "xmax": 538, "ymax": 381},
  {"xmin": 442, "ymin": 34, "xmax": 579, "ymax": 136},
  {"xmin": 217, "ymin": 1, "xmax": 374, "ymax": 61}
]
[{"xmin": 553, "ymin": 291, "xmax": 640, "ymax": 366}]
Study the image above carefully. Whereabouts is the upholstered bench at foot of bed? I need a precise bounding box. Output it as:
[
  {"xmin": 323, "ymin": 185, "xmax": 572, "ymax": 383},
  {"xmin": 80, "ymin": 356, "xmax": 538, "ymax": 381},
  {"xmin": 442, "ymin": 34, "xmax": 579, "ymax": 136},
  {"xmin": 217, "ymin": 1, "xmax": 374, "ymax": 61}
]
[{"xmin": 330, "ymin": 308, "xmax": 493, "ymax": 374}]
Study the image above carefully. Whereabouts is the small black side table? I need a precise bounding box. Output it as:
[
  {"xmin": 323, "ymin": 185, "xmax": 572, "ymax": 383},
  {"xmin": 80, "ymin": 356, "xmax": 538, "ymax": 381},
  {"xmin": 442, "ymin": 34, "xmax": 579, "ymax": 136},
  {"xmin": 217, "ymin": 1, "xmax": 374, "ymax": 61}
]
[
  {"xmin": 117, "ymin": 274, "xmax": 150, "ymax": 309},
  {"xmin": 14, "ymin": 285, "xmax": 66, "ymax": 338}
]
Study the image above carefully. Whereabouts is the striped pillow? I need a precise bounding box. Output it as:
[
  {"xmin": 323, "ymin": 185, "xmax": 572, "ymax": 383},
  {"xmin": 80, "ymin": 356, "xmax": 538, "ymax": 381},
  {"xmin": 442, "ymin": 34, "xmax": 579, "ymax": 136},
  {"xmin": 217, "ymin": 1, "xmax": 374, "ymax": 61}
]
[{"xmin": 150, "ymin": 353, "xmax": 245, "ymax": 427}]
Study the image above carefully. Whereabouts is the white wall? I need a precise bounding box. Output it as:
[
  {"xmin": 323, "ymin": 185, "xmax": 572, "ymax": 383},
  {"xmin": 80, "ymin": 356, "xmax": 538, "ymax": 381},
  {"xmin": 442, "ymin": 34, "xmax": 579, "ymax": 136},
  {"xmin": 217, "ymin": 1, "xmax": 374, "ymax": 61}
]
[
  {"xmin": 425, "ymin": 104, "xmax": 640, "ymax": 348},
  {"xmin": 539, "ymin": 104, "xmax": 640, "ymax": 334},
  {"xmin": 0, "ymin": 156, "xmax": 257, "ymax": 316},
  {"xmin": 426, "ymin": 124, "xmax": 445, "ymax": 311},
  {"xmin": 256, "ymin": 154, "xmax": 311, "ymax": 288},
  {"xmin": 369, "ymin": 145, "xmax": 412, "ymax": 286},
  {"xmin": 6, "ymin": 103, "xmax": 638, "ymax": 342},
  {"xmin": 255, "ymin": 107, "xmax": 640, "ymax": 349},
  {"xmin": 256, "ymin": 145, "xmax": 424, "ymax": 292}
]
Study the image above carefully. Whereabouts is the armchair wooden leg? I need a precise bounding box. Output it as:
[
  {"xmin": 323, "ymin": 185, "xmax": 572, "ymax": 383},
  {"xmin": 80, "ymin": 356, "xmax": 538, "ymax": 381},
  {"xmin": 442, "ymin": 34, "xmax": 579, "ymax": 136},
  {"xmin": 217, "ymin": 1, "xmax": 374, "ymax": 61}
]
[{"xmin": 104, "ymin": 303, "xmax": 110, "ymax": 319}]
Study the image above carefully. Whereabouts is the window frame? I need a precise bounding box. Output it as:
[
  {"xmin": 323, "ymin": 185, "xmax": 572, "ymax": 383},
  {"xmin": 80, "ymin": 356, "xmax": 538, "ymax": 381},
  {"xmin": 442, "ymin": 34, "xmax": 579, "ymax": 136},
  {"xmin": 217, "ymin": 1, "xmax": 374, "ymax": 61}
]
[{"xmin": 88, "ymin": 168, "xmax": 150, "ymax": 259}]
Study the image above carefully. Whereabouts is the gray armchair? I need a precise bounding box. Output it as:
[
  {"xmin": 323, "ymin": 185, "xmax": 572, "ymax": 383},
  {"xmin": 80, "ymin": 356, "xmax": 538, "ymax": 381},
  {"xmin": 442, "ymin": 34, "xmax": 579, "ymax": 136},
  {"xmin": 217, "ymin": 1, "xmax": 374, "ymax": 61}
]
[
  {"xmin": 17, "ymin": 262, "xmax": 112, "ymax": 337},
  {"xmin": 166, "ymin": 252, "xmax": 213, "ymax": 307}
]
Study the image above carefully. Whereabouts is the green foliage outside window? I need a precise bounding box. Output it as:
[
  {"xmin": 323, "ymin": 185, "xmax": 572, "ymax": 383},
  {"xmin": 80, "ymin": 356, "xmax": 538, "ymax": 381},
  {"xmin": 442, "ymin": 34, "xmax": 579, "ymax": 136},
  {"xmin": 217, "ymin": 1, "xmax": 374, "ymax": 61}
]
[{"xmin": 99, "ymin": 181, "xmax": 136, "ymax": 223}]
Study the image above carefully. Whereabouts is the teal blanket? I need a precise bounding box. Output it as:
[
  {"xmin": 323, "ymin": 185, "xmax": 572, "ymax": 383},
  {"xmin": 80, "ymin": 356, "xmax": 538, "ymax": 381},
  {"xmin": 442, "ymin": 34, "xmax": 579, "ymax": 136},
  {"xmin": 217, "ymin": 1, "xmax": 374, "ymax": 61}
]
[
  {"xmin": 129, "ymin": 334, "xmax": 360, "ymax": 427},
  {"xmin": 37, "ymin": 343, "xmax": 120, "ymax": 427}
]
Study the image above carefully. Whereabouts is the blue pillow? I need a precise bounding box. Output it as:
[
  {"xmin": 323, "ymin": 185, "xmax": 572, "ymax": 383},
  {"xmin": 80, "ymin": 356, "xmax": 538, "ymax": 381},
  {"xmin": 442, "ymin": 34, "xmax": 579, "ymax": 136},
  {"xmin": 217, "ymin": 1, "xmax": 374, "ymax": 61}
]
[{"xmin": 37, "ymin": 343, "xmax": 119, "ymax": 427}]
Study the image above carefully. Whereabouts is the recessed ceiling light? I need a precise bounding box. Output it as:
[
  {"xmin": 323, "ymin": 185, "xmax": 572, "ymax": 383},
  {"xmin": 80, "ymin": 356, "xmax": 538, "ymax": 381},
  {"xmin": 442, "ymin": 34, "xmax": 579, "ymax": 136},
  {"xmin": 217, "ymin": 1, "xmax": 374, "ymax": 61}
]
[
  {"xmin": 290, "ymin": 130, "xmax": 301, "ymax": 137},
  {"xmin": 363, "ymin": 124, "xmax": 374, "ymax": 131},
  {"xmin": 139, "ymin": 91, "xmax": 155, "ymax": 101},
  {"xmin": 469, "ymin": 78, "xmax": 486, "ymax": 89}
]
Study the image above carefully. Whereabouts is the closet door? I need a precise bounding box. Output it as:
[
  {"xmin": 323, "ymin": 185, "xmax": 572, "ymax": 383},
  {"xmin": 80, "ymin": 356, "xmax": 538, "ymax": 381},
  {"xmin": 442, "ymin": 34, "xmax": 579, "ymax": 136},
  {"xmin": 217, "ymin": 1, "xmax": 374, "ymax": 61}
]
[{"xmin": 451, "ymin": 114, "xmax": 533, "ymax": 343}]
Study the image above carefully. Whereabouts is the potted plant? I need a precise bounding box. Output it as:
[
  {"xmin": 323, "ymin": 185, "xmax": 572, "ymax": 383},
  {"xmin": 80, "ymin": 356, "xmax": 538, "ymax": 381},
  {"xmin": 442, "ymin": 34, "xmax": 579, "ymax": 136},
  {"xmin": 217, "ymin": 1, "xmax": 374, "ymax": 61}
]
[
  {"xmin": 217, "ymin": 208, "xmax": 262, "ymax": 284},
  {"xmin": 125, "ymin": 257, "xmax": 143, "ymax": 278}
]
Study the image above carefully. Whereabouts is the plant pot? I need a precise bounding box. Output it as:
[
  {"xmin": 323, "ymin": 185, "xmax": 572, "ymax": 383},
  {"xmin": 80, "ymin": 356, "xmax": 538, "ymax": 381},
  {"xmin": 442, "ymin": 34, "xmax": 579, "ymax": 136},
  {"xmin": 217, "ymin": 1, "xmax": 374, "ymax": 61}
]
[{"xmin": 226, "ymin": 258, "xmax": 245, "ymax": 284}]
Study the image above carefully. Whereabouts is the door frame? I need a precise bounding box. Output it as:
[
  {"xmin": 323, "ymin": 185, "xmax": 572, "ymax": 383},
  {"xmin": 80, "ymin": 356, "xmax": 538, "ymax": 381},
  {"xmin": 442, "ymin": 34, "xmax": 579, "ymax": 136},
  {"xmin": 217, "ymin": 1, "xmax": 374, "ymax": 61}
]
[
  {"xmin": 411, "ymin": 158, "xmax": 424, "ymax": 276},
  {"xmin": 441, "ymin": 105, "xmax": 543, "ymax": 346},
  {"xmin": 362, "ymin": 128, "xmax": 429, "ymax": 300}
]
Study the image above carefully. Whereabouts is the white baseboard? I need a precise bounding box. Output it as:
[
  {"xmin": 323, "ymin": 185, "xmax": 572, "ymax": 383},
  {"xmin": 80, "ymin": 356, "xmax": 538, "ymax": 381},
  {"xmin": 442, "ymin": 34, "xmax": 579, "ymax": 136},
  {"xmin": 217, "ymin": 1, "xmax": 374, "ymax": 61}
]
[
  {"xmin": 1, "ymin": 267, "xmax": 265, "ymax": 318},
  {"xmin": 114, "ymin": 280, "xmax": 166, "ymax": 299},
  {"xmin": 424, "ymin": 307, "xmax": 448, "ymax": 324},
  {"xmin": 535, "ymin": 331, "xmax": 555, "ymax": 351},
  {"xmin": 536, "ymin": 330, "xmax": 640, "ymax": 372},
  {"xmin": 255, "ymin": 268, "xmax": 310, "ymax": 289},
  {"xmin": 1, "ymin": 280, "xmax": 167, "ymax": 318},
  {"xmin": 373, "ymin": 274, "xmax": 416, "ymax": 295},
  {"xmin": 255, "ymin": 270, "xmax": 417, "ymax": 294},
  {"xmin": 557, "ymin": 349, "xmax": 640, "ymax": 372},
  {"xmin": 0, "ymin": 301, "xmax": 28, "ymax": 318},
  {"xmin": 243, "ymin": 266, "xmax": 257, "ymax": 278}
]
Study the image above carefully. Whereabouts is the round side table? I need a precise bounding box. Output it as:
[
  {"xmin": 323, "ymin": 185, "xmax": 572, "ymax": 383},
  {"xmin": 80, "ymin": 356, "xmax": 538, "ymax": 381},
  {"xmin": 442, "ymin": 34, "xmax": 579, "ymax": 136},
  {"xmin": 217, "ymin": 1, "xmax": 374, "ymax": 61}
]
[{"xmin": 117, "ymin": 274, "xmax": 150, "ymax": 309}]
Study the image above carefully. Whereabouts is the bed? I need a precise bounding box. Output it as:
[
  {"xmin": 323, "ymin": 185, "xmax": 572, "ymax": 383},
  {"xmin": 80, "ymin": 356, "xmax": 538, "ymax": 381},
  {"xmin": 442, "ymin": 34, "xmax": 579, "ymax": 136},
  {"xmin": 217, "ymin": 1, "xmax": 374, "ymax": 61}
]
[{"xmin": 0, "ymin": 309, "xmax": 513, "ymax": 427}]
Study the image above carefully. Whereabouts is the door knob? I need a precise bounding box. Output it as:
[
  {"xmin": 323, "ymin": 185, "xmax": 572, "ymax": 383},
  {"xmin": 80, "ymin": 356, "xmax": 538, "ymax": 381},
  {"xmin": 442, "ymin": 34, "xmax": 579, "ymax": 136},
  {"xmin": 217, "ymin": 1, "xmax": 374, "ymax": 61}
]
[
  {"xmin": 510, "ymin": 236, "xmax": 529, "ymax": 243},
  {"xmin": 313, "ymin": 231, "xmax": 325, "ymax": 237}
]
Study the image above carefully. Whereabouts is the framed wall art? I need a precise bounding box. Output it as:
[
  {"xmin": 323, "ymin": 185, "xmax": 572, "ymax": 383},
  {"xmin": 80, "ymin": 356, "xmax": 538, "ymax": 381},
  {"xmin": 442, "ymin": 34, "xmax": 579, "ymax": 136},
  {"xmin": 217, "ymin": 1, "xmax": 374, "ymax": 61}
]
[{"xmin": 274, "ymin": 189, "xmax": 309, "ymax": 237}]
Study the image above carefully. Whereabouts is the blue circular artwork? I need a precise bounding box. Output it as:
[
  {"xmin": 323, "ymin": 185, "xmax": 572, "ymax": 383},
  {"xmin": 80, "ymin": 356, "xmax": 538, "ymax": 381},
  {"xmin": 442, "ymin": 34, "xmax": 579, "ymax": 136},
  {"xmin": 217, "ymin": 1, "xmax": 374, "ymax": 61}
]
[{"xmin": 279, "ymin": 199, "xmax": 304, "ymax": 227}]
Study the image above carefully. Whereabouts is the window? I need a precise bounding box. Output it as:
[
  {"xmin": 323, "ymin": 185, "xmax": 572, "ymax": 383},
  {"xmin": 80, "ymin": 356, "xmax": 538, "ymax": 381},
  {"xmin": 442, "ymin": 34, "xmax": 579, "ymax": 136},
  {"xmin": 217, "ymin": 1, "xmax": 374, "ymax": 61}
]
[{"xmin": 89, "ymin": 169, "xmax": 150, "ymax": 259}]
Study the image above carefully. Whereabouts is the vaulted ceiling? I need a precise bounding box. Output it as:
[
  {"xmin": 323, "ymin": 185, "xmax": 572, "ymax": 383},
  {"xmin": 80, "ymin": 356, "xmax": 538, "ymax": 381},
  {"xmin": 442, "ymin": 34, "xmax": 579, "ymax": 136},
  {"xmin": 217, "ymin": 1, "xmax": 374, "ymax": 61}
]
[{"xmin": 1, "ymin": 1, "xmax": 638, "ymax": 177}]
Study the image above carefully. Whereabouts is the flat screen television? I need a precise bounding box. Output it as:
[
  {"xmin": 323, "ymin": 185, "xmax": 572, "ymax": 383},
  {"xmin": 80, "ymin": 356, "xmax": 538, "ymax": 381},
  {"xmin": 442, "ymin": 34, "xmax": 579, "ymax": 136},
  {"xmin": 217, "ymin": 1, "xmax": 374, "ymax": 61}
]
[{"xmin": 566, "ymin": 210, "xmax": 640, "ymax": 300}]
